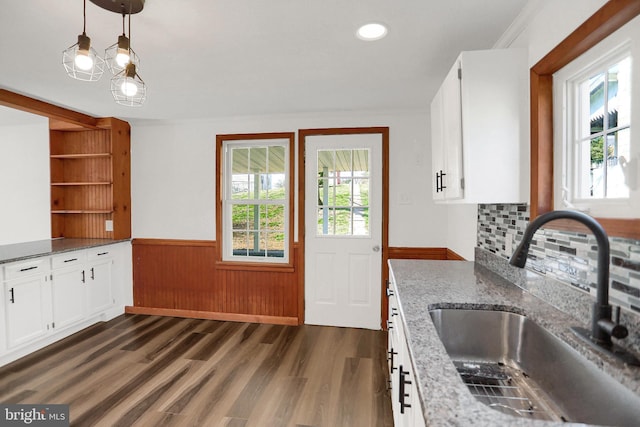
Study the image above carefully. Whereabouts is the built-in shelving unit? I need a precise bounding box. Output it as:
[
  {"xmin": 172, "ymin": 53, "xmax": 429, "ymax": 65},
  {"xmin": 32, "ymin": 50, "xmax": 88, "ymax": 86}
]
[
  {"xmin": 0, "ymin": 90, "xmax": 131, "ymax": 240},
  {"xmin": 49, "ymin": 117, "xmax": 131, "ymax": 239}
]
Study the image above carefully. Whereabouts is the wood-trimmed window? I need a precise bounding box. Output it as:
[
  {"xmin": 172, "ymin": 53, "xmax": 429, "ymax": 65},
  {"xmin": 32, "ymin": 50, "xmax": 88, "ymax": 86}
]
[
  {"xmin": 216, "ymin": 133, "xmax": 295, "ymax": 269},
  {"xmin": 530, "ymin": 0, "xmax": 640, "ymax": 239},
  {"xmin": 554, "ymin": 43, "xmax": 635, "ymax": 217}
]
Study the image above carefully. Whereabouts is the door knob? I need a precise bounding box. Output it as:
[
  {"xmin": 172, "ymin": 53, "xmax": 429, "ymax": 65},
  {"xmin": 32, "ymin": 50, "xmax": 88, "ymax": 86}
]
[{"xmin": 373, "ymin": 245, "xmax": 380, "ymax": 252}]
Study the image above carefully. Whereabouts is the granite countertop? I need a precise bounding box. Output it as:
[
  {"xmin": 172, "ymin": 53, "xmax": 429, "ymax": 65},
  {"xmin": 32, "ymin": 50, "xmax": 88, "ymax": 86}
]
[
  {"xmin": 389, "ymin": 259, "xmax": 640, "ymax": 427},
  {"xmin": 0, "ymin": 238, "xmax": 130, "ymax": 265}
]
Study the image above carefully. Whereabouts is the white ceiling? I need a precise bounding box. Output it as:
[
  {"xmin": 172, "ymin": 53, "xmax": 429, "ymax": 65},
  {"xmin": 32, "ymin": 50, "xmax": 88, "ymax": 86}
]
[{"xmin": 0, "ymin": 0, "xmax": 529, "ymax": 122}]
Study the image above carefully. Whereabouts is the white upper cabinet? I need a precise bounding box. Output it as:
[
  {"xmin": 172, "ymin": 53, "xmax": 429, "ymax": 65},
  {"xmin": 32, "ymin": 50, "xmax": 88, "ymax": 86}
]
[
  {"xmin": 431, "ymin": 48, "xmax": 527, "ymax": 203},
  {"xmin": 431, "ymin": 63, "xmax": 464, "ymax": 201}
]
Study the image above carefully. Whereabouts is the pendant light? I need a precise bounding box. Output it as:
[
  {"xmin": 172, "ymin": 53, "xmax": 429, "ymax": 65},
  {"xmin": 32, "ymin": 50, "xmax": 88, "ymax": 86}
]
[
  {"xmin": 111, "ymin": 62, "xmax": 146, "ymax": 106},
  {"xmin": 104, "ymin": 9, "xmax": 139, "ymax": 75},
  {"xmin": 110, "ymin": 10, "xmax": 146, "ymax": 107},
  {"xmin": 63, "ymin": 0, "xmax": 147, "ymax": 106},
  {"xmin": 62, "ymin": 0, "xmax": 105, "ymax": 81}
]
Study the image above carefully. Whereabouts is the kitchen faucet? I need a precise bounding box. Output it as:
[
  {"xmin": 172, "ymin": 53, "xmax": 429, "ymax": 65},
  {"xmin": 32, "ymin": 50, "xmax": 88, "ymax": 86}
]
[{"xmin": 509, "ymin": 210, "xmax": 636, "ymax": 359}]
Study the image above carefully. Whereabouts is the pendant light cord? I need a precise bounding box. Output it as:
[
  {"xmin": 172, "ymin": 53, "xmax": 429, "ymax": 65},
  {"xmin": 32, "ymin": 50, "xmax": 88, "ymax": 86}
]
[
  {"xmin": 128, "ymin": 7, "xmax": 132, "ymax": 54},
  {"xmin": 82, "ymin": 0, "xmax": 87, "ymax": 35}
]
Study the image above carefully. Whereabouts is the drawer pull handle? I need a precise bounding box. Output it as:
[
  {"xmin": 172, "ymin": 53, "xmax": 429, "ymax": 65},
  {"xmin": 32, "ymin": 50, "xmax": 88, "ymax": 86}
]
[
  {"xmin": 386, "ymin": 288, "xmax": 394, "ymax": 297},
  {"xmin": 399, "ymin": 365, "xmax": 412, "ymax": 414},
  {"xmin": 388, "ymin": 348, "xmax": 398, "ymax": 373},
  {"xmin": 97, "ymin": 252, "xmax": 109, "ymax": 256},
  {"xmin": 9, "ymin": 287, "xmax": 15, "ymax": 303},
  {"xmin": 386, "ymin": 320, "xmax": 393, "ymax": 330},
  {"xmin": 64, "ymin": 258, "xmax": 78, "ymax": 263},
  {"xmin": 19, "ymin": 266, "xmax": 38, "ymax": 272}
]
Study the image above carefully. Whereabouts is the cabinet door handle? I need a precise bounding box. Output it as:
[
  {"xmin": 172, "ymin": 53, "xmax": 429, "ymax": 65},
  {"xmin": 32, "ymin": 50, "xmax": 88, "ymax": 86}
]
[
  {"xmin": 386, "ymin": 320, "xmax": 393, "ymax": 330},
  {"xmin": 391, "ymin": 308, "xmax": 398, "ymax": 316},
  {"xmin": 81, "ymin": 270, "xmax": 86, "ymax": 283},
  {"xmin": 436, "ymin": 170, "xmax": 448, "ymax": 192},
  {"xmin": 399, "ymin": 365, "xmax": 412, "ymax": 414},
  {"xmin": 388, "ymin": 348, "xmax": 398, "ymax": 373},
  {"xmin": 9, "ymin": 287, "xmax": 15, "ymax": 303},
  {"xmin": 90, "ymin": 267, "xmax": 95, "ymax": 280},
  {"xmin": 64, "ymin": 258, "xmax": 78, "ymax": 263},
  {"xmin": 19, "ymin": 266, "xmax": 38, "ymax": 272}
]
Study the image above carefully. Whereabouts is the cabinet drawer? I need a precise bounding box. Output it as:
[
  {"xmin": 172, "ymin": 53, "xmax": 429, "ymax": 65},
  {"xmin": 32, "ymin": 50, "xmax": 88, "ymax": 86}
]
[
  {"xmin": 87, "ymin": 247, "xmax": 114, "ymax": 261},
  {"xmin": 51, "ymin": 252, "xmax": 86, "ymax": 270},
  {"xmin": 4, "ymin": 259, "xmax": 47, "ymax": 281}
]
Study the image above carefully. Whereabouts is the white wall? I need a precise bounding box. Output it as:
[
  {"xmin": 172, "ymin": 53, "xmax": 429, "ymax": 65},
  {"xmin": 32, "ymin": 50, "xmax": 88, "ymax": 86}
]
[
  {"xmin": 445, "ymin": 0, "xmax": 609, "ymax": 260},
  {"xmin": 445, "ymin": 204, "xmax": 478, "ymax": 260},
  {"xmin": 0, "ymin": 115, "xmax": 50, "ymax": 245},
  {"xmin": 130, "ymin": 110, "xmax": 449, "ymax": 248},
  {"xmin": 513, "ymin": 0, "xmax": 609, "ymax": 67}
]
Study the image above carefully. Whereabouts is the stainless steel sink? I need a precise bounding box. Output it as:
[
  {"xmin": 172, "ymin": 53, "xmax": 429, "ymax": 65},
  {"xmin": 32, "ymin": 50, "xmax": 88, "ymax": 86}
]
[{"xmin": 429, "ymin": 308, "xmax": 640, "ymax": 426}]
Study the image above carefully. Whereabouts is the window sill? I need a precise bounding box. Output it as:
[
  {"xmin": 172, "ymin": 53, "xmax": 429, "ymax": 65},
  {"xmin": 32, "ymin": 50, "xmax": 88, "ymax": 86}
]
[{"xmin": 215, "ymin": 260, "xmax": 295, "ymax": 273}]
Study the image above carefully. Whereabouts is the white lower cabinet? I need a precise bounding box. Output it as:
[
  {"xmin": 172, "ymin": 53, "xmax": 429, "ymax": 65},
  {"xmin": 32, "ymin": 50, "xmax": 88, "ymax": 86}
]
[
  {"xmin": 1, "ymin": 243, "xmax": 126, "ymax": 367},
  {"xmin": 51, "ymin": 253, "xmax": 87, "ymax": 331},
  {"xmin": 397, "ymin": 337, "xmax": 425, "ymax": 427},
  {"xmin": 86, "ymin": 249, "xmax": 114, "ymax": 315},
  {"xmin": 387, "ymin": 274, "xmax": 425, "ymax": 427},
  {"xmin": 387, "ymin": 292, "xmax": 401, "ymax": 426},
  {"xmin": 4, "ymin": 273, "xmax": 50, "ymax": 348}
]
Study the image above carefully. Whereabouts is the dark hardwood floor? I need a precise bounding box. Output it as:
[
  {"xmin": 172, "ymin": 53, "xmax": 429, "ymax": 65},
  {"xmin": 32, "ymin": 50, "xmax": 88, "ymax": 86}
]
[{"xmin": 0, "ymin": 315, "xmax": 394, "ymax": 427}]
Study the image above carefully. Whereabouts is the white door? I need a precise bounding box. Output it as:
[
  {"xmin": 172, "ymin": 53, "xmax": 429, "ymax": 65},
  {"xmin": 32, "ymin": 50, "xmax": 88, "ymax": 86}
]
[{"xmin": 305, "ymin": 133, "xmax": 382, "ymax": 329}]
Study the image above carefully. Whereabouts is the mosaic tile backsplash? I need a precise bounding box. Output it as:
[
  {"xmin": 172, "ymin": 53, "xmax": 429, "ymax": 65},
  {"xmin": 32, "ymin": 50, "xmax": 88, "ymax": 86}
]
[{"xmin": 477, "ymin": 203, "xmax": 640, "ymax": 316}]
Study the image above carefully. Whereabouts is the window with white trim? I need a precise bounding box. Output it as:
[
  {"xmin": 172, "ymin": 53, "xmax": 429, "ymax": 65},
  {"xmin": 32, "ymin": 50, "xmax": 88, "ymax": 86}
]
[
  {"xmin": 221, "ymin": 136, "xmax": 291, "ymax": 263},
  {"xmin": 554, "ymin": 22, "xmax": 639, "ymax": 219}
]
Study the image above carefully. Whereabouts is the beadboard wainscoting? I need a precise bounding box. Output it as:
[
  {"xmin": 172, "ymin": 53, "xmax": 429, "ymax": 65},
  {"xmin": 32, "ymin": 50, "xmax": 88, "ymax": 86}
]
[
  {"xmin": 129, "ymin": 239, "xmax": 303, "ymax": 325},
  {"xmin": 477, "ymin": 204, "xmax": 640, "ymax": 315}
]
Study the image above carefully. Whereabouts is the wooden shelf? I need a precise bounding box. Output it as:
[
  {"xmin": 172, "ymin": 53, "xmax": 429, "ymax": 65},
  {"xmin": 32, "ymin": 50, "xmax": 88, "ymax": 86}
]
[
  {"xmin": 51, "ymin": 182, "xmax": 112, "ymax": 186},
  {"xmin": 52, "ymin": 210, "xmax": 114, "ymax": 214},
  {"xmin": 50, "ymin": 153, "xmax": 111, "ymax": 159},
  {"xmin": 49, "ymin": 117, "xmax": 130, "ymax": 239}
]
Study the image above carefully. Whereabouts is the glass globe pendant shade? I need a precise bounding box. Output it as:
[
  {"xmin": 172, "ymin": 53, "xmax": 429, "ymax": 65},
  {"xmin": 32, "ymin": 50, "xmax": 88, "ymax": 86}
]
[
  {"xmin": 111, "ymin": 63, "xmax": 146, "ymax": 106},
  {"xmin": 105, "ymin": 34, "xmax": 140, "ymax": 74},
  {"xmin": 62, "ymin": 33, "xmax": 105, "ymax": 81}
]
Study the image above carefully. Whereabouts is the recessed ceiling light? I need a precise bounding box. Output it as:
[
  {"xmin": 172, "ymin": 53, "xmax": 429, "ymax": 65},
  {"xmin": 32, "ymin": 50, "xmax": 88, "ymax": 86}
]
[{"xmin": 356, "ymin": 23, "xmax": 388, "ymax": 41}]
